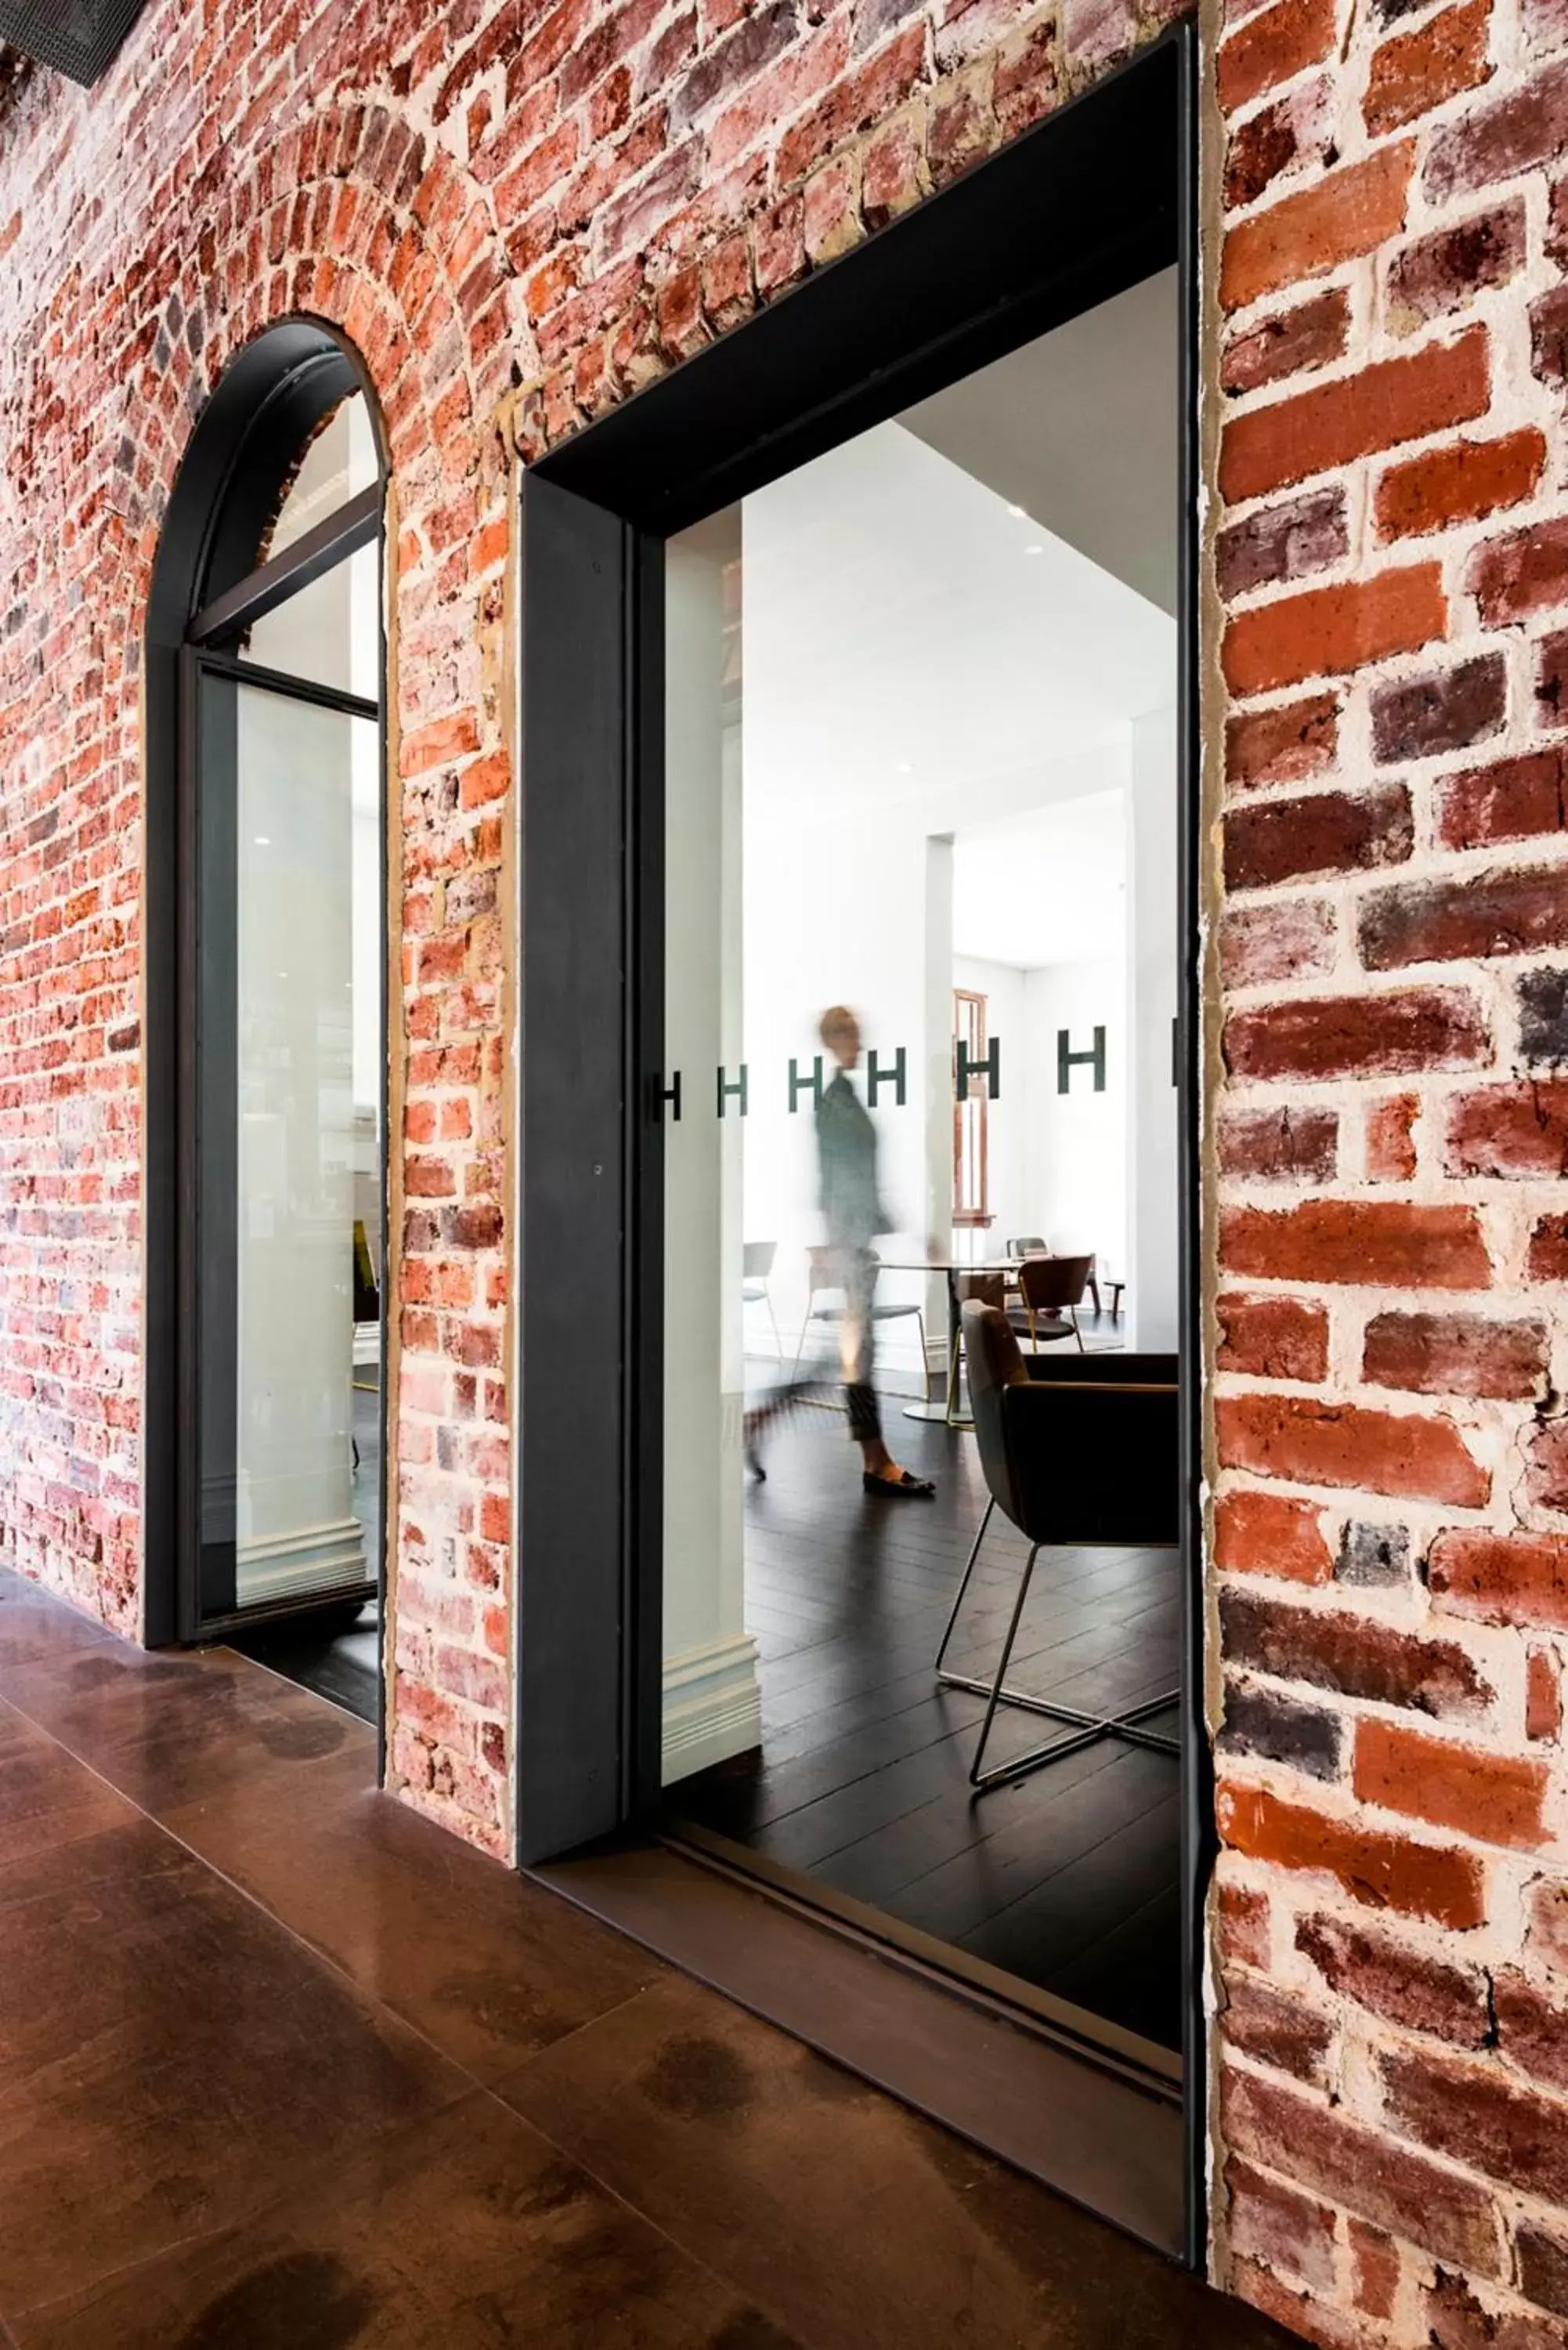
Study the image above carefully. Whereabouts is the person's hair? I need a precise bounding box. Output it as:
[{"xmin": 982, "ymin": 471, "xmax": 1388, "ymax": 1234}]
[{"xmin": 819, "ymin": 1004, "xmax": 857, "ymax": 1048}]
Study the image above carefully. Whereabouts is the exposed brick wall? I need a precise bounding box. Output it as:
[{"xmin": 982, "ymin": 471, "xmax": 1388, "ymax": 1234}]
[
  {"xmin": 0, "ymin": 0, "xmax": 1183, "ymax": 1856},
  {"xmin": 1210, "ymin": 0, "xmax": 1568, "ymax": 2332}
]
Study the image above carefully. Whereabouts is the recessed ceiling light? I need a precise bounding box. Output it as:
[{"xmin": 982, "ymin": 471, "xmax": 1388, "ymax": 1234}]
[
  {"xmin": 1023, "ymin": 543, "xmax": 1045, "ymax": 557},
  {"xmin": 254, "ymin": 835, "xmax": 270, "ymax": 846},
  {"xmin": 1006, "ymin": 503, "xmax": 1027, "ymax": 519},
  {"xmin": 895, "ymin": 761, "xmax": 914, "ymax": 776}
]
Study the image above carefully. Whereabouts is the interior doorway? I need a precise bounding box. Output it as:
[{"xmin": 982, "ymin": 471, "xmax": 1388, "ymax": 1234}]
[
  {"xmin": 513, "ymin": 26, "xmax": 1205, "ymax": 2254},
  {"xmin": 656, "ymin": 272, "xmax": 1184, "ymax": 2056}
]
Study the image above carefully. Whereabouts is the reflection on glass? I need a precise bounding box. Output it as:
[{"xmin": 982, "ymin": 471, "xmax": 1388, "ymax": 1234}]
[
  {"xmin": 266, "ymin": 392, "xmax": 378, "ymax": 559},
  {"xmin": 197, "ymin": 674, "xmax": 381, "ymax": 1614}
]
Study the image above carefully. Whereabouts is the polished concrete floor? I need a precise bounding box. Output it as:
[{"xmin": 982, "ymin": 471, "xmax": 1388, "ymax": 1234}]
[{"xmin": 0, "ymin": 1565, "xmax": 1288, "ymax": 2348}]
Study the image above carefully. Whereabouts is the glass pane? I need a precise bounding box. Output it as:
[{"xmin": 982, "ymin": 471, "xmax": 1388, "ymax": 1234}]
[
  {"xmin": 246, "ymin": 536, "xmax": 379, "ymax": 699},
  {"xmin": 657, "ymin": 269, "xmax": 1182, "ymax": 2048},
  {"xmin": 196, "ymin": 671, "xmax": 383, "ymax": 1617},
  {"xmin": 267, "ymin": 392, "xmax": 378, "ymax": 559}
]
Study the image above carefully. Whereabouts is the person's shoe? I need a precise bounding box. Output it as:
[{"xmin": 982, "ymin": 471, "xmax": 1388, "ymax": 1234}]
[{"xmin": 862, "ymin": 1468, "xmax": 935, "ymax": 1498}]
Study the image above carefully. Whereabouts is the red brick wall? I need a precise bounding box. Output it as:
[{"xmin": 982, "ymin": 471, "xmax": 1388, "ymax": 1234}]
[
  {"xmin": 0, "ymin": 0, "xmax": 1180, "ymax": 1857},
  {"xmin": 1210, "ymin": 0, "xmax": 1568, "ymax": 2333}
]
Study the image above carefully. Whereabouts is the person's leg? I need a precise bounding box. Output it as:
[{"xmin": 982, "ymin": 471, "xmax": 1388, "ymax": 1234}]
[{"xmin": 844, "ymin": 1253, "xmax": 932, "ymax": 1492}]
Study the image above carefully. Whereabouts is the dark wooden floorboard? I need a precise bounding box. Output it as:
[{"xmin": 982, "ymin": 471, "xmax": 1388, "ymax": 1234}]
[{"xmin": 670, "ymin": 1403, "xmax": 1183, "ymax": 2049}]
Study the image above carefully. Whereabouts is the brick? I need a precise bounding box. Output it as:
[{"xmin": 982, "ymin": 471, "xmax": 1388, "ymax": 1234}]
[
  {"xmin": 1377, "ymin": 430, "xmax": 1545, "ymax": 544},
  {"xmin": 1226, "ymin": 84, "xmax": 1331, "ymax": 211},
  {"xmin": 1519, "ymin": 968, "xmax": 1568, "ymax": 1063},
  {"xmin": 1338, "ymin": 1518, "xmax": 1413, "ymax": 1586},
  {"xmin": 1218, "ymin": 0, "xmax": 1336, "ymax": 111},
  {"xmin": 1382, "ymin": 2044, "xmax": 1568, "ymax": 2204},
  {"xmin": 1386, "ymin": 198, "xmax": 1526, "ymax": 336},
  {"xmin": 1447, "ymin": 1081, "xmax": 1568, "ymax": 1177},
  {"xmin": 1528, "ymin": 1647, "xmax": 1563, "ymax": 1741},
  {"xmin": 1364, "ymin": 0, "xmax": 1492, "ymax": 136},
  {"xmin": 1227, "ymin": 692, "xmax": 1339, "ymax": 790},
  {"xmin": 1518, "ymin": 2225, "xmax": 1568, "ymax": 2324},
  {"xmin": 1220, "ymin": 1198, "xmax": 1492, "ymax": 1288},
  {"xmin": 1219, "ymin": 1879, "xmax": 1274, "ymax": 1969},
  {"xmin": 1216, "ymin": 1488, "xmax": 1336, "ymax": 1582},
  {"xmin": 1225, "ymin": 2154, "xmax": 1338, "ymax": 2291},
  {"xmin": 1217, "ymin": 1292, "xmax": 1330, "ymax": 1380},
  {"xmin": 1221, "ymin": 1970, "xmax": 1335, "ymax": 2081},
  {"xmin": 1362, "ymin": 1310, "xmax": 1548, "ymax": 1399},
  {"xmin": 1528, "ymin": 1417, "xmax": 1568, "ymax": 1512},
  {"xmin": 1234, "ymin": 2262, "xmax": 1371, "ymax": 2350},
  {"xmin": 1220, "ymin": 1585, "xmax": 1497, "ymax": 1716},
  {"xmin": 1223, "ymin": 565, "xmax": 1446, "ymax": 696},
  {"xmin": 1429, "ymin": 1529, "xmax": 1568, "ymax": 1630},
  {"xmin": 1295, "ymin": 1910, "xmax": 1492, "ymax": 2044},
  {"xmin": 1221, "ymin": 899, "xmax": 1339, "ymax": 989},
  {"xmin": 1424, "ymin": 2270, "xmax": 1568, "ymax": 2350},
  {"xmin": 1216, "ymin": 487, "xmax": 1348, "ymax": 598},
  {"xmin": 1425, "ymin": 55, "xmax": 1568, "ymax": 203},
  {"xmin": 1223, "ymin": 785, "xmax": 1411, "ymax": 890},
  {"xmin": 1366, "ymin": 1091, "xmax": 1419, "ymax": 1180},
  {"xmin": 1221, "ymin": 142, "xmax": 1415, "ymax": 313},
  {"xmin": 1216, "ymin": 1390, "xmax": 1490, "ymax": 1504},
  {"xmin": 1531, "ymin": 1878, "xmax": 1568, "ymax": 1975},
  {"xmin": 1222, "ymin": 287, "xmax": 1350, "ymax": 395},
  {"xmin": 1360, "ymin": 868, "xmax": 1568, "ymax": 969},
  {"xmin": 1369, "ymin": 653, "xmax": 1507, "ymax": 760},
  {"xmin": 1224, "ymin": 986, "xmax": 1489, "ymax": 1083},
  {"xmin": 1355, "ymin": 1717, "xmax": 1549, "ymax": 1848},
  {"xmin": 1349, "ymin": 2222, "xmax": 1400, "ymax": 2323},
  {"xmin": 1532, "ymin": 285, "xmax": 1568, "ymax": 392},
  {"xmin": 1538, "ymin": 631, "xmax": 1568, "ymax": 731},
  {"xmin": 1436, "ymin": 750, "xmax": 1568, "ymax": 851},
  {"xmin": 1220, "ymin": 327, "xmax": 1490, "ymax": 504},
  {"xmin": 1217, "ymin": 1104, "xmax": 1339, "ymax": 1180},
  {"xmin": 1529, "ymin": 1215, "xmax": 1568, "ymax": 1281},
  {"xmin": 1219, "ymin": 1784, "xmax": 1489, "ymax": 1929},
  {"xmin": 1469, "ymin": 515, "xmax": 1568, "ymax": 627},
  {"xmin": 1222, "ymin": 1676, "xmax": 1346, "ymax": 1778}
]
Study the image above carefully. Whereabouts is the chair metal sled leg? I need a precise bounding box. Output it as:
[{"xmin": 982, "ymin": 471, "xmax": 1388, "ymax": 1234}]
[
  {"xmin": 941, "ymin": 1297, "xmax": 1183, "ymax": 1793},
  {"xmin": 937, "ymin": 1495, "xmax": 1179, "ymax": 1791}
]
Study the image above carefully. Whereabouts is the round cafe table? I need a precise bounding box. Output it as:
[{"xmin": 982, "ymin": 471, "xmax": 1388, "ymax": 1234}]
[{"xmin": 877, "ymin": 1257, "xmax": 1021, "ymax": 1430}]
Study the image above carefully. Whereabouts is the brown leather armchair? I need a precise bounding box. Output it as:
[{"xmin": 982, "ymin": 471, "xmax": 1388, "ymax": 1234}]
[{"xmin": 935, "ymin": 1300, "xmax": 1180, "ymax": 1791}]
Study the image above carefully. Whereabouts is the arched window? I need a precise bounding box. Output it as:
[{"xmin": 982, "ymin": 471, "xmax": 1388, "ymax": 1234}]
[{"xmin": 146, "ymin": 324, "xmax": 387, "ymax": 1645}]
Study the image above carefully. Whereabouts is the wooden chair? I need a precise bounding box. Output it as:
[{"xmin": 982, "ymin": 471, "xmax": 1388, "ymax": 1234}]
[
  {"xmin": 1014, "ymin": 1252, "xmax": 1094, "ymax": 1351},
  {"xmin": 935, "ymin": 1300, "xmax": 1179, "ymax": 1791}
]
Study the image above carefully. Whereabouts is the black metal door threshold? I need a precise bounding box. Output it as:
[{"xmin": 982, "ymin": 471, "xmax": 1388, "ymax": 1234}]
[{"xmin": 527, "ymin": 1828, "xmax": 1184, "ymax": 2259}]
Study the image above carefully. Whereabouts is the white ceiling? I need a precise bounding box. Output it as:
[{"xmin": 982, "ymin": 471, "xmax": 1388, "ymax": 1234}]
[
  {"xmin": 952, "ymin": 793, "xmax": 1126, "ymax": 969},
  {"xmin": 740, "ymin": 414, "xmax": 1174, "ymax": 840},
  {"xmin": 901, "ymin": 269, "xmax": 1180, "ymax": 616}
]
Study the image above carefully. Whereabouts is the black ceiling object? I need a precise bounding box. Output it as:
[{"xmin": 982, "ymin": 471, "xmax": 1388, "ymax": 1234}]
[{"xmin": 0, "ymin": 0, "xmax": 149, "ymax": 83}]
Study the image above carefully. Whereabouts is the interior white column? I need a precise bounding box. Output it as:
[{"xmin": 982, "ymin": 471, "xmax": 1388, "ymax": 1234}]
[
  {"xmin": 661, "ymin": 540, "xmax": 760, "ymax": 1784},
  {"xmin": 1125, "ymin": 707, "xmax": 1180, "ymax": 1354},
  {"xmin": 923, "ymin": 833, "xmax": 956, "ymax": 1355}
]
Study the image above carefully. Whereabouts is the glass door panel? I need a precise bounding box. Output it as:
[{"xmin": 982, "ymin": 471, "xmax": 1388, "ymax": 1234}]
[{"xmin": 192, "ymin": 665, "xmax": 382, "ymax": 1623}]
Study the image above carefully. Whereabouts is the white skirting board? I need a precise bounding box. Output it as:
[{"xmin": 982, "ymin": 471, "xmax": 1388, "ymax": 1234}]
[
  {"xmin": 237, "ymin": 1515, "xmax": 370, "ymax": 1605},
  {"xmin": 661, "ymin": 1631, "xmax": 763, "ymax": 1786}
]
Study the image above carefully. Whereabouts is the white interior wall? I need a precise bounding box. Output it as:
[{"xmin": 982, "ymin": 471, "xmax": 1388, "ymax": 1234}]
[
  {"xmin": 1127, "ymin": 707, "xmax": 1180, "ymax": 1352},
  {"xmin": 1022, "ymin": 955, "xmax": 1129, "ymax": 1281}
]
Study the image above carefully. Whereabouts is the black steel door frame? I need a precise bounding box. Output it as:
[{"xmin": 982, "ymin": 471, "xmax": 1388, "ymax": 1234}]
[{"xmin": 515, "ymin": 22, "xmax": 1209, "ymax": 2261}]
